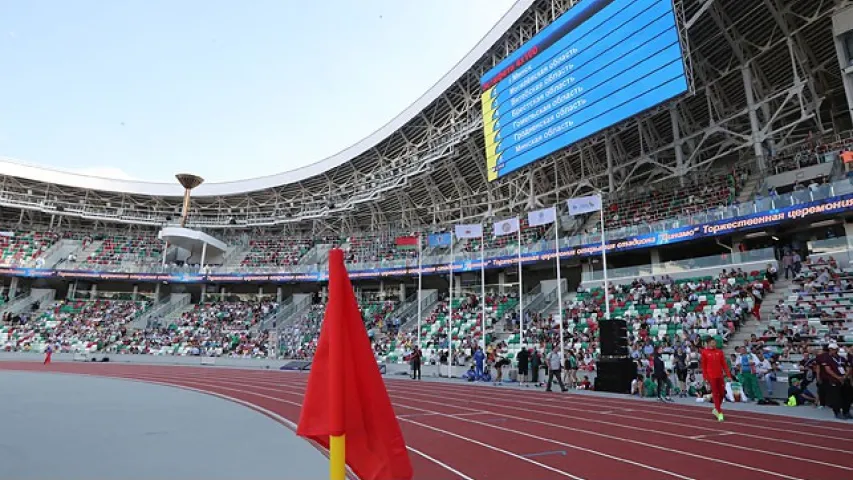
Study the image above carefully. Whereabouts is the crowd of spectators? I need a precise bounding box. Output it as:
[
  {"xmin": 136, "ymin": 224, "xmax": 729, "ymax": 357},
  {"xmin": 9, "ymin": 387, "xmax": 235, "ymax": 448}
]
[
  {"xmin": 80, "ymin": 233, "xmax": 163, "ymax": 266},
  {"xmin": 279, "ymin": 290, "xmax": 404, "ymax": 359},
  {"xmin": 278, "ymin": 304, "xmax": 325, "ymax": 359},
  {"xmin": 114, "ymin": 300, "xmax": 279, "ymax": 357},
  {"xmin": 342, "ymin": 232, "xmax": 417, "ymax": 265},
  {"xmin": 0, "ymin": 230, "xmax": 60, "ymax": 267},
  {"xmin": 1, "ymin": 299, "xmax": 150, "ymax": 353},
  {"xmin": 601, "ymin": 168, "xmax": 745, "ymax": 231},
  {"xmin": 376, "ymin": 292, "xmax": 519, "ymax": 365},
  {"xmin": 501, "ymin": 269, "xmax": 770, "ymax": 387},
  {"xmin": 765, "ymin": 131, "xmax": 842, "ymax": 175},
  {"xmin": 241, "ymin": 237, "xmax": 315, "ymax": 268}
]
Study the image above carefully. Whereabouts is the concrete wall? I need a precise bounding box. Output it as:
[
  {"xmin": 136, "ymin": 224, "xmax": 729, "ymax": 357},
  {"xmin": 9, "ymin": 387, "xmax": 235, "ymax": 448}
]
[{"xmin": 764, "ymin": 162, "xmax": 834, "ymax": 189}]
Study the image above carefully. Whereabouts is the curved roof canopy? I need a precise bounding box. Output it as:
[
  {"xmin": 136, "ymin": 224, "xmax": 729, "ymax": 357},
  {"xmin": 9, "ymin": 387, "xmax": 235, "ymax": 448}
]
[{"xmin": 0, "ymin": 0, "xmax": 535, "ymax": 198}]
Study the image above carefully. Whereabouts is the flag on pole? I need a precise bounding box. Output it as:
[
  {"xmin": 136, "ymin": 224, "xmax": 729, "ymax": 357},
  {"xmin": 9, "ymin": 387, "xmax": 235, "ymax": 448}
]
[
  {"xmin": 454, "ymin": 224, "xmax": 483, "ymax": 239},
  {"xmin": 493, "ymin": 217, "xmax": 520, "ymax": 237},
  {"xmin": 297, "ymin": 249, "xmax": 413, "ymax": 480},
  {"xmin": 427, "ymin": 232, "xmax": 452, "ymax": 247},
  {"xmin": 394, "ymin": 235, "xmax": 418, "ymax": 250},
  {"xmin": 567, "ymin": 194, "xmax": 603, "ymax": 216},
  {"xmin": 527, "ymin": 207, "xmax": 557, "ymax": 227}
]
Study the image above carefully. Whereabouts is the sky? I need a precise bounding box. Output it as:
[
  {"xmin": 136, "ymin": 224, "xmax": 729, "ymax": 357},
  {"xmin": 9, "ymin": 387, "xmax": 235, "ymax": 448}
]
[{"xmin": 0, "ymin": 0, "xmax": 516, "ymax": 183}]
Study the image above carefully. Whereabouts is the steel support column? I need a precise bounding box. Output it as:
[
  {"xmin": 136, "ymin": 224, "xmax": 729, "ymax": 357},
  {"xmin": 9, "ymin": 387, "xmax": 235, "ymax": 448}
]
[
  {"xmin": 604, "ymin": 134, "xmax": 615, "ymax": 193},
  {"xmin": 669, "ymin": 107, "xmax": 686, "ymax": 187},
  {"xmin": 741, "ymin": 65, "xmax": 766, "ymax": 170}
]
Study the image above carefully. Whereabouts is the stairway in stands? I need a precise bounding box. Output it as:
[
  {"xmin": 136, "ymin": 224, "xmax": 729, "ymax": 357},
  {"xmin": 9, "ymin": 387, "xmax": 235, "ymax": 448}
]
[
  {"xmin": 735, "ymin": 169, "xmax": 763, "ymax": 203},
  {"xmin": 221, "ymin": 246, "xmax": 250, "ymax": 269},
  {"xmin": 76, "ymin": 240, "xmax": 104, "ymax": 263},
  {"xmin": 723, "ymin": 276, "xmax": 793, "ymax": 356},
  {"xmin": 159, "ymin": 303, "xmax": 196, "ymax": 326}
]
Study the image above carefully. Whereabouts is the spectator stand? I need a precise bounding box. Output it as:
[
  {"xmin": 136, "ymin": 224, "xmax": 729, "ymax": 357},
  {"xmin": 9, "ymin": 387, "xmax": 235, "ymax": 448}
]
[
  {"xmin": 122, "ymin": 295, "xmax": 279, "ymax": 357},
  {"xmin": 0, "ymin": 230, "xmax": 59, "ymax": 268},
  {"xmin": 600, "ymin": 168, "xmax": 742, "ymax": 232},
  {"xmin": 241, "ymin": 236, "xmax": 315, "ymax": 269},
  {"xmin": 378, "ymin": 290, "xmax": 519, "ymax": 368},
  {"xmin": 80, "ymin": 233, "xmax": 163, "ymax": 267},
  {"xmin": 484, "ymin": 249, "xmax": 778, "ymax": 385},
  {"xmin": 1, "ymin": 294, "xmax": 151, "ymax": 354},
  {"xmin": 764, "ymin": 241, "xmax": 853, "ymax": 371}
]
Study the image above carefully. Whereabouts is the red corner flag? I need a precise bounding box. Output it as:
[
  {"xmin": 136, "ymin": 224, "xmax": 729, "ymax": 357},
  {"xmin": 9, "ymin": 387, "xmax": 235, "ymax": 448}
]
[{"xmin": 297, "ymin": 249, "xmax": 413, "ymax": 480}]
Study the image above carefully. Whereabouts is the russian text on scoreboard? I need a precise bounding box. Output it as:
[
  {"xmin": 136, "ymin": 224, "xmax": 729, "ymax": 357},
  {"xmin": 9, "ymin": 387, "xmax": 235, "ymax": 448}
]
[{"xmin": 481, "ymin": 0, "xmax": 690, "ymax": 181}]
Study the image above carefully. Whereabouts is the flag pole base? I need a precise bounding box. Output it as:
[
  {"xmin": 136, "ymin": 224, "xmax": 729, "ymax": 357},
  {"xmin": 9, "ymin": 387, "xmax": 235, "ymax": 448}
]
[{"xmin": 329, "ymin": 434, "xmax": 346, "ymax": 480}]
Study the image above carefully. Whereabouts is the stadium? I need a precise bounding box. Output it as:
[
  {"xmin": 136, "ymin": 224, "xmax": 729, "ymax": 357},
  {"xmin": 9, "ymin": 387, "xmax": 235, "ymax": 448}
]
[{"xmin": 1, "ymin": 0, "xmax": 852, "ymax": 478}]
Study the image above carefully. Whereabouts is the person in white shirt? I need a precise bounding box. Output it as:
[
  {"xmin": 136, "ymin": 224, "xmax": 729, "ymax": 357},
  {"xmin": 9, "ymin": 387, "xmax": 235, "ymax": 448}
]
[
  {"xmin": 759, "ymin": 355, "xmax": 777, "ymax": 395},
  {"xmin": 546, "ymin": 346, "xmax": 568, "ymax": 393}
]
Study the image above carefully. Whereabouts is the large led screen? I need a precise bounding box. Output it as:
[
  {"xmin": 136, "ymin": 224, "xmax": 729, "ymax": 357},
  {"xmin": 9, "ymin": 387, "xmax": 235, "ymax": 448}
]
[{"xmin": 481, "ymin": 0, "xmax": 689, "ymax": 181}]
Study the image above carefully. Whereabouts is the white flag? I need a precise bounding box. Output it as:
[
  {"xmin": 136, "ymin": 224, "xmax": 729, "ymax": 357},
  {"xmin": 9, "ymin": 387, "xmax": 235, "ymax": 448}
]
[
  {"xmin": 493, "ymin": 218, "xmax": 520, "ymax": 237},
  {"xmin": 454, "ymin": 223, "xmax": 483, "ymax": 239},
  {"xmin": 567, "ymin": 194, "xmax": 602, "ymax": 216},
  {"xmin": 527, "ymin": 207, "xmax": 557, "ymax": 227}
]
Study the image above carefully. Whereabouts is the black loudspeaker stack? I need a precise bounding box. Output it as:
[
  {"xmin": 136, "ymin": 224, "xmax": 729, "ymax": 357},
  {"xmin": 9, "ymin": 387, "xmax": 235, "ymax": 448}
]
[
  {"xmin": 595, "ymin": 357, "xmax": 635, "ymax": 394},
  {"xmin": 598, "ymin": 319, "xmax": 629, "ymax": 356},
  {"xmin": 595, "ymin": 319, "xmax": 634, "ymax": 394}
]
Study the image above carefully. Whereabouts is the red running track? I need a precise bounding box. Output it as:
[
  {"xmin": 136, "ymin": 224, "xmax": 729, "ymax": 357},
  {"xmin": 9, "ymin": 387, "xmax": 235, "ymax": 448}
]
[{"xmin": 2, "ymin": 362, "xmax": 851, "ymax": 480}]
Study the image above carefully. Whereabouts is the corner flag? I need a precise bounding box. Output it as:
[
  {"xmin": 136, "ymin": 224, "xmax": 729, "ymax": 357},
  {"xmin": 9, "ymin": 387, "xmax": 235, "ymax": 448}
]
[{"xmin": 297, "ymin": 249, "xmax": 413, "ymax": 480}]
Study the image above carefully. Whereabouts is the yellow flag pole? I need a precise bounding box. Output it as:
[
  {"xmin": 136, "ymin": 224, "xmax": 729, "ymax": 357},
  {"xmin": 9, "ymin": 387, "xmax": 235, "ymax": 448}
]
[{"xmin": 329, "ymin": 434, "xmax": 346, "ymax": 480}]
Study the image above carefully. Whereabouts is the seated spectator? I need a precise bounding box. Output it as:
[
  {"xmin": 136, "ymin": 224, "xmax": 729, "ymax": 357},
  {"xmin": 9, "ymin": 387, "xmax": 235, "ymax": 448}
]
[{"xmin": 787, "ymin": 378, "xmax": 817, "ymax": 406}]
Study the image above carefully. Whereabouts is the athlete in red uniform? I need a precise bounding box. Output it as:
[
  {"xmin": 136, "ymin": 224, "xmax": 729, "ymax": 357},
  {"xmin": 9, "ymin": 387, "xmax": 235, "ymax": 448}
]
[
  {"xmin": 701, "ymin": 337, "xmax": 732, "ymax": 421},
  {"xmin": 43, "ymin": 345, "xmax": 52, "ymax": 365}
]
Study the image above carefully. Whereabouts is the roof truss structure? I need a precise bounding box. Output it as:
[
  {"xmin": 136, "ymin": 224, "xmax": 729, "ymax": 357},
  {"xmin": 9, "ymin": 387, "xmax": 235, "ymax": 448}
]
[{"xmin": 0, "ymin": 0, "xmax": 845, "ymax": 237}]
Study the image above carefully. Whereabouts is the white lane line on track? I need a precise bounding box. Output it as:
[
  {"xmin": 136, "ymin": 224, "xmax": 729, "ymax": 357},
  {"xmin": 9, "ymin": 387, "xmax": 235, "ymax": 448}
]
[
  {"xmin": 371, "ymin": 386, "xmax": 812, "ymax": 479},
  {"xmin": 374, "ymin": 379, "xmax": 853, "ymax": 456},
  {"xmin": 143, "ymin": 370, "xmax": 842, "ymax": 475},
  {"xmin": 370, "ymin": 375, "xmax": 853, "ymax": 433},
  {"xmin": 688, "ymin": 432, "xmax": 737, "ymax": 440},
  {"xmin": 388, "ymin": 379, "xmax": 853, "ymax": 436},
  {"xmin": 102, "ymin": 372, "xmax": 564, "ymax": 480},
  {"xmin": 168, "ymin": 370, "xmax": 853, "ymax": 439},
  {"xmin": 93, "ymin": 370, "xmax": 834, "ymax": 478},
  {"xmin": 401, "ymin": 418, "xmax": 585, "ymax": 480},
  {"xmin": 382, "ymin": 381, "xmax": 851, "ymax": 473},
  {"xmin": 698, "ymin": 438, "xmax": 853, "ymax": 472},
  {"xmin": 404, "ymin": 407, "xmax": 693, "ymax": 480},
  {"xmin": 165, "ymin": 373, "xmax": 691, "ymax": 480},
  {"xmin": 405, "ymin": 446, "xmax": 475, "ymax": 480},
  {"xmin": 179, "ymin": 370, "xmax": 853, "ymax": 437},
  {"xmin": 396, "ymin": 413, "xmax": 442, "ymax": 419}
]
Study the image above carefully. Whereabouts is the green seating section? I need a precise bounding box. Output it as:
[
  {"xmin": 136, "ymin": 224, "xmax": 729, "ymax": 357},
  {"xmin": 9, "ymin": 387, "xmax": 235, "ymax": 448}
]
[
  {"xmin": 87, "ymin": 234, "xmax": 162, "ymax": 265},
  {"xmin": 0, "ymin": 300, "xmax": 150, "ymax": 353},
  {"xmin": 0, "ymin": 231, "xmax": 59, "ymax": 266}
]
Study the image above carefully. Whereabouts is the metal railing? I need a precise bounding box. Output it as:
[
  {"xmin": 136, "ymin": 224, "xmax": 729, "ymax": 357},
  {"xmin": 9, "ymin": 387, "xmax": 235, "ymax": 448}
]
[
  {"xmin": 538, "ymin": 280, "xmax": 569, "ymax": 317},
  {"xmin": 525, "ymin": 282, "xmax": 556, "ymax": 315},
  {"xmin": 268, "ymin": 295, "xmax": 313, "ymax": 331},
  {"xmin": 7, "ymin": 163, "xmax": 853, "ymax": 278},
  {"xmin": 397, "ymin": 290, "xmax": 439, "ymax": 334},
  {"xmin": 140, "ymin": 294, "xmax": 192, "ymax": 328},
  {"xmin": 581, "ymin": 247, "xmax": 778, "ymax": 283},
  {"xmin": 0, "ymin": 288, "xmax": 55, "ymax": 316}
]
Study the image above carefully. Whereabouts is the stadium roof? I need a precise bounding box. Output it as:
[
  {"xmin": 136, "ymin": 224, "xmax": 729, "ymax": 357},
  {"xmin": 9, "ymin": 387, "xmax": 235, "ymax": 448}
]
[
  {"xmin": 0, "ymin": 0, "xmax": 537, "ymax": 198},
  {"xmin": 0, "ymin": 0, "xmax": 841, "ymax": 231}
]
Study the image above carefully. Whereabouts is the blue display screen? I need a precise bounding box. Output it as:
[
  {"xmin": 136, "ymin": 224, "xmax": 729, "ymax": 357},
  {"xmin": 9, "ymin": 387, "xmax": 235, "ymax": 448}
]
[{"xmin": 480, "ymin": 0, "xmax": 689, "ymax": 181}]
